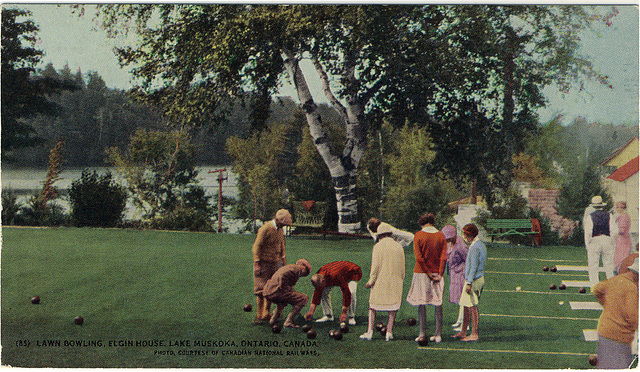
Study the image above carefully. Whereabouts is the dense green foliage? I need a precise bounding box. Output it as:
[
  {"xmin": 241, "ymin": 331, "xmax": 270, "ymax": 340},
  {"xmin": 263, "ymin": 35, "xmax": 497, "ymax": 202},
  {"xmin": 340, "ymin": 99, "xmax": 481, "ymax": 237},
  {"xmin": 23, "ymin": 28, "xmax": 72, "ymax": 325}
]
[
  {"xmin": 1, "ymin": 9, "xmax": 77, "ymax": 158},
  {"xmin": 68, "ymin": 170, "xmax": 128, "ymax": 227},
  {"xmin": 79, "ymin": 4, "xmax": 620, "ymax": 233},
  {"xmin": 108, "ymin": 129, "xmax": 214, "ymax": 231}
]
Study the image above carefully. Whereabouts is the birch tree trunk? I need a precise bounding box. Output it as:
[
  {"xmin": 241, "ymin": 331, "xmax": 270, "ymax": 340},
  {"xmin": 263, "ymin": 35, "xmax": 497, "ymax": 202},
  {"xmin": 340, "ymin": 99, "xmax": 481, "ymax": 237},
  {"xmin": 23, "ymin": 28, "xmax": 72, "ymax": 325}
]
[{"xmin": 281, "ymin": 49, "xmax": 366, "ymax": 234}]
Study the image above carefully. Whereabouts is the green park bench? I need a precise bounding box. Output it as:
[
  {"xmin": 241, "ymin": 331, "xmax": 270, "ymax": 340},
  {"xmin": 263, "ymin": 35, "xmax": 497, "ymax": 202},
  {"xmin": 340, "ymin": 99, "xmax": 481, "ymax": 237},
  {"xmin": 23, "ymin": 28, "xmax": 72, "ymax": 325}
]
[{"xmin": 486, "ymin": 218, "xmax": 537, "ymax": 242}]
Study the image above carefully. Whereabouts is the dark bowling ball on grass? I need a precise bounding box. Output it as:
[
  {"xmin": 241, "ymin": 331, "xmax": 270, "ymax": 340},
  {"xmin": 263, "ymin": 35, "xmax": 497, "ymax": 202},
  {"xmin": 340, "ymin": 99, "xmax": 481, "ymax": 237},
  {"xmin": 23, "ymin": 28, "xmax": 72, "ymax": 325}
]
[
  {"xmin": 375, "ymin": 322, "xmax": 384, "ymax": 332},
  {"xmin": 379, "ymin": 326, "xmax": 387, "ymax": 336},
  {"xmin": 559, "ymin": 283, "xmax": 567, "ymax": 290},
  {"xmin": 550, "ymin": 266, "xmax": 557, "ymax": 272},
  {"xmin": 243, "ymin": 304, "xmax": 252, "ymax": 312},
  {"xmin": 579, "ymin": 287, "xmax": 587, "ymax": 294},
  {"xmin": 549, "ymin": 284, "xmax": 557, "ymax": 290},
  {"xmin": 333, "ymin": 330, "xmax": 343, "ymax": 341},
  {"xmin": 306, "ymin": 329, "xmax": 317, "ymax": 339},
  {"xmin": 407, "ymin": 317, "xmax": 417, "ymax": 326},
  {"xmin": 31, "ymin": 296, "xmax": 40, "ymax": 304},
  {"xmin": 339, "ymin": 322, "xmax": 349, "ymax": 333},
  {"xmin": 301, "ymin": 324, "xmax": 312, "ymax": 333},
  {"xmin": 74, "ymin": 316, "xmax": 84, "ymax": 325},
  {"xmin": 416, "ymin": 335, "xmax": 429, "ymax": 346},
  {"xmin": 271, "ymin": 324, "xmax": 282, "ymax": 334},
  {"xmin": 542, "ymin": 266, "xmax": 549, "ymax": 272},
  {"xmin": 588, "ymin": 354, "xmax": 598, "ymax": 366}
]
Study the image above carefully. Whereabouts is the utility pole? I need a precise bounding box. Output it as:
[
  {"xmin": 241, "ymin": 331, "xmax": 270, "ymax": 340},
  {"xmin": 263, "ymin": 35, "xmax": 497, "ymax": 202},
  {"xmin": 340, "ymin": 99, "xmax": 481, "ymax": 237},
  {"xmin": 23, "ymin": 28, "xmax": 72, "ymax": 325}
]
[{"xmin": 209, "ymin": 168, "xmax": 227, "ymax": 233}]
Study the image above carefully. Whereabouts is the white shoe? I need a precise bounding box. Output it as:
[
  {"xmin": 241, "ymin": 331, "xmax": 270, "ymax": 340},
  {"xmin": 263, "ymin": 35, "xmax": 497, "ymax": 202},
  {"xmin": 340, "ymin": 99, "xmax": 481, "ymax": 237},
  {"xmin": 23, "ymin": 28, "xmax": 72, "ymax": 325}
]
[
  {"xmin": 429, "ymin": 335, "xmax": 442, "ymax": 343},
  {"xmin": 451, "ymin": 322, "xmax": 461, "ymax": 328},
  {"xmin": 359, "ymin": 331, "xmax": 373, "ymax": 340},
  {"xmin": 385, "ymin": 333, "xmax": 394, "ymax": 341},
  {"xmin": 315, "ymin": 315, "xmax": 334, "ymax": 323},
  {"xmin": 415, "ymin": 335, "xmax": 425, "ymax": 342},
  {"xmin": 453, "ymin": 325, "xmax": 469, "ymax": 332},
  {"xmin": 348, "ymin": 318, "xmax": 356, "ymax": 326}
]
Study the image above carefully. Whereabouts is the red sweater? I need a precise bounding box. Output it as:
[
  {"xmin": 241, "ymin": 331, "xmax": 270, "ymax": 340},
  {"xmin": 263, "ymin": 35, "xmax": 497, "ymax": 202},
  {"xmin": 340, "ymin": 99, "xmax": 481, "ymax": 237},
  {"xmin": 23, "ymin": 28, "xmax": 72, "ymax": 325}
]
[
  {"xmin": 311, "ymin": 261, "xmax": 362, "ymax": 307},
  {"xmin": 413, "ymin": 228, "xmax": 447, "ymax": 275}
]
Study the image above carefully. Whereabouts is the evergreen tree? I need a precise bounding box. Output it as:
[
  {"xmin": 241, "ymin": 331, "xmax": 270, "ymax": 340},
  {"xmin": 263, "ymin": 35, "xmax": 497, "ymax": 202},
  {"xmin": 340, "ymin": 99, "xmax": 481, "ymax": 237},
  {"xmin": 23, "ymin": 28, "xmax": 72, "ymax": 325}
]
[{"xmin": 1, "ymin": 8, "xmax": 76, "ymax": 158}]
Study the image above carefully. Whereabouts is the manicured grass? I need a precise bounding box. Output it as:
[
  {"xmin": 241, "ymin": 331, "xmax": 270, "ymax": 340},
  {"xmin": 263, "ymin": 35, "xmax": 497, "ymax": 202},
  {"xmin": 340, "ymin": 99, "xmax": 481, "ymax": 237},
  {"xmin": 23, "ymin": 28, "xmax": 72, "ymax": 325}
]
[{"xmin": 1, "ymin": 227, "xmax": 605, "ymax": 368}]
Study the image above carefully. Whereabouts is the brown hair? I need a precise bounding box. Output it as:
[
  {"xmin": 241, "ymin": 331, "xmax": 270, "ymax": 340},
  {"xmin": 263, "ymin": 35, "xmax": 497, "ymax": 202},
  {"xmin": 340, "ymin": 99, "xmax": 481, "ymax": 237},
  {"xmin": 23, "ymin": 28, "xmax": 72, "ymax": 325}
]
[
  {"xmin": 418, "ymin": 213, "xmax": 436, "ymax": 226},
  {"xmin": 462, "ymin": 223, "xmax": 479, "ymax": 239},
  {"xmin": 367, "ymin": 217, "xmax": 382, "ymax": 232}
]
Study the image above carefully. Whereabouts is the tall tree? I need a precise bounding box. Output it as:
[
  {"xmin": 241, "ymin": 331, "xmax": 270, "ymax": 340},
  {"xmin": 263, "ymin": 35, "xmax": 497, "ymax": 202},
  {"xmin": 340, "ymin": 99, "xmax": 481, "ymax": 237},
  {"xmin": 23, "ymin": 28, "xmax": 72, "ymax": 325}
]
[
  {"xmin": 428, "ymin": 5, "xmax": 616, "ymax": 205},
  {"xmin": 85, "ymin": 4, "xmax": 615, "ymax": 232},
  {"xmin": 84, "ymin": 5, "xmax": 473, "ymax": 232},
  {"xmin": 1, "ymin": 8, "xmax": 76, "ymax": 157}
]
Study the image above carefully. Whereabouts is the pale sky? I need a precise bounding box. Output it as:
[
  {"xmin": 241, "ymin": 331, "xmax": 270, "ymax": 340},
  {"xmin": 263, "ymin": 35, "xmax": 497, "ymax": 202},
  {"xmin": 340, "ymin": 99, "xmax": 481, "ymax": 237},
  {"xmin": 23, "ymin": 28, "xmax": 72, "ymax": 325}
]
[{"xmin": 9, "ymin": 3, "xmax": 640, "ymax": 127}]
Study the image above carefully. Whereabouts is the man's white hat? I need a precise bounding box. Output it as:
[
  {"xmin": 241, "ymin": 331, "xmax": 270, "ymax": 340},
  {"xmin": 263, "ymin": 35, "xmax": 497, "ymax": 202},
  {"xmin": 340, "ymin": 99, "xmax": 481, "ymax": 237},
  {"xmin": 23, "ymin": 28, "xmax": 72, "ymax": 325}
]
[{"xmin": 590, "ymin": 196, "xmax": 607, "ymax": 208}]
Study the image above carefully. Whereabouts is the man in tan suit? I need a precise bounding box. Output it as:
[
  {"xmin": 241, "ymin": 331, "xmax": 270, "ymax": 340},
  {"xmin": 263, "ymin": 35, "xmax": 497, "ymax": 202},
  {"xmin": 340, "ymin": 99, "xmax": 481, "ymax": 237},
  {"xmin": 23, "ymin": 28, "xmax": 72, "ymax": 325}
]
[{"xmin": 252, "ymin": 209, "xmax": 292, "ymax": 324}]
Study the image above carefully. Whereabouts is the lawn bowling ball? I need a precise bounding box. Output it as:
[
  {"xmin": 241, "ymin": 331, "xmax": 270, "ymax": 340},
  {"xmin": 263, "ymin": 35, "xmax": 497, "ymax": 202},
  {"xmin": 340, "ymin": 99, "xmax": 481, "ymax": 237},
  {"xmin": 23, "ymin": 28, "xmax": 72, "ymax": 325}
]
[
  {"xmin": 329, "ymin": 329, "xmax": 336, "ymax": 338},
  {"xmin": 306, "ymin": 329, "xmax": 317, "ymax": 339},
  {"xmin": 339, "ymin": 322, "xmax": 349, "ymax": 333},
  {"xmin": 31, "ymin": 296, "xmax": 40, "ymax": 304},
  {"xmin": 407, "ymin": 317, "xmax": 417, "ymax": 326},
  {"xmin": 416, "ymin": 335, "xmax": 429, "ymax": 346},
  {"xmin": 588, "ymin": 354, "xmax": 598, "ymax": 366},
  {"xmin": 549, "ymin": 284, "xmax": 557, "ymax": 290},
  {"xmin": 559, "ymin": 283, "xmax": 567, "ymax": 290},
  {"xmin": 243, "ymin": 303, "xmax": 252, "ymax": 312},
  {"xmin": 271, "ymin": 324, "xmax": 282, "ymax": 334},
  {"xmin": 542, "ymin": 266, "xmax": 549, "ymax": 272},
  {"xmin": 550, "ymin": 266, "xmax": 557, "ymax": 272},
  {"xmin": 379, "ymin": 326, "xmax": 387, "ymax": 336},
  {"xmin": 333, "ymin": 330, "xmax": 343, "ymax": 341},
  {"xmin": 301, "ymin": 324, "xmax": 312, "ymax": 333},
  {"xmin": 579, "ymin": 287, "xmax": 587, "ymax": 294},
  {"xmin": 375, "ymin": 322, "xmax": 384, "ymax": 332},
  {"xmin": 74, "ymin": 316, "xmax": 84, "ymax": 325},
  {"xmin": 515, "ymin": 286, "xmax": 522, "ymax": 291}
]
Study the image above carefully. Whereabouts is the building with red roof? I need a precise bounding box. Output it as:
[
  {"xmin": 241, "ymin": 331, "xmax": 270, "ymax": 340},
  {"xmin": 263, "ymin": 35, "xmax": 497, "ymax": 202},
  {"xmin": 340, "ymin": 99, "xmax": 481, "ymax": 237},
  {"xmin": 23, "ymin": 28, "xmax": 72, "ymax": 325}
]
[{"xmin": 602, "ymin": 138, "xmax": 638, "ymax": 245}]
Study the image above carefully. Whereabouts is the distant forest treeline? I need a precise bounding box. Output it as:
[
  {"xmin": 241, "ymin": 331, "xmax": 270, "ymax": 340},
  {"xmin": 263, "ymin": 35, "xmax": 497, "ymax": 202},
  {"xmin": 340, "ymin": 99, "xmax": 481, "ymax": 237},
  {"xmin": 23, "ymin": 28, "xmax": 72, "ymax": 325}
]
[
  {"xmin": 5, "ymin": 63, "xmax": 638, "ymax": 168},
  {"xmin": 6, "ymin": 64, "xmax": 328, "ymax": 167}
]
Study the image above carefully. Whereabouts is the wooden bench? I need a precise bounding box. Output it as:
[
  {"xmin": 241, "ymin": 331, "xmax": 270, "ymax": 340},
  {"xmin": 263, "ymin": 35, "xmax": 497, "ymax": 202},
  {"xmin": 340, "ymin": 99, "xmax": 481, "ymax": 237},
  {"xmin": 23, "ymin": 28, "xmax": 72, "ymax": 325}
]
[{"xmin": 486, "ymin": 219, "xmax": 536, "ymax": 242}]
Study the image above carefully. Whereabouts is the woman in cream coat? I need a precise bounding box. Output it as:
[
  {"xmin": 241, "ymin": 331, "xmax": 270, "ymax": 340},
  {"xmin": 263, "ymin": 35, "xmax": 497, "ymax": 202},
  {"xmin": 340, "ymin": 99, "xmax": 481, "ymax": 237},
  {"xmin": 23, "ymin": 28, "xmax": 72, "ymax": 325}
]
[{"xmin": 360, "ymin": 224, "xmax": 406, "ymax": 341}]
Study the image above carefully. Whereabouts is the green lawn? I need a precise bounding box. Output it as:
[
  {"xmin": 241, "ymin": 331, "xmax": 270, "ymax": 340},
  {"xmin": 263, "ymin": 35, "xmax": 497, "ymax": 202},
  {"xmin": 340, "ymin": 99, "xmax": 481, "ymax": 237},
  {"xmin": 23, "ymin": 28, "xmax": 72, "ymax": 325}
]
[{"xmin": 1, "ymin": 226, "xmax": 608, "ymax": 368}]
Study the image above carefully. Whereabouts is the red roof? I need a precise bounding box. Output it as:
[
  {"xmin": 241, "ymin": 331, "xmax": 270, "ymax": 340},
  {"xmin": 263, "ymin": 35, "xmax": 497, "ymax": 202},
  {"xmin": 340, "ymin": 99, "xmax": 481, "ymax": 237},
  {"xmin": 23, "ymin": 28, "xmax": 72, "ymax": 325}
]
[{"xmin": 607, "ymin": 156, "xmax": 639, "ymax": 182}]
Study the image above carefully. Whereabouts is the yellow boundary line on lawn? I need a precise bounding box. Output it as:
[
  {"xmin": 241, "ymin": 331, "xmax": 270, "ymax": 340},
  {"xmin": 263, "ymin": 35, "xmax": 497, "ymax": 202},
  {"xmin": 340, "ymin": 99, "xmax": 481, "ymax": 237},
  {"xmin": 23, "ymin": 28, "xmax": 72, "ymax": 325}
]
[
  {"xmin": 486, "ymin": 270, "xmax": 588, "ymax": 277},
  {"xmin": 489, "ymin": 257, "xmax": 584, "ymax": 263},
  {"xmin": 486, "ymin": 289, "xmax": 590, "ymax": 295},
  {"xmin": 418, "ymin": 346, "xmax": 591, "ymax": 357},
  {"xmin": 481, "ymin": 313, "xmax": 598, "ymax": 321}
]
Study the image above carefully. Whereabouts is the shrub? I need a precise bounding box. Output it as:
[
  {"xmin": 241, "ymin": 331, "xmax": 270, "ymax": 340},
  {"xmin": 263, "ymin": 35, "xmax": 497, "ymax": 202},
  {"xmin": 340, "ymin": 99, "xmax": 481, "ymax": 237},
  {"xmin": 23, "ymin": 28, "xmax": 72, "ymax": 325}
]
[
  {"xmin": 69, "ymin": 170, "xmax": 127, "ymax": 227},
  {"xmin": 149, "ymin": 205, "xmax": 214, "ymax": 232},
  {"xmin": 1, "ymin": 188, "xmax": 21, "ymax": 225},
  {"xmin": 18, "ymin": 192, "xmax": 70, "ymax": 227},
  {"xmin": 383, "ymin": 183, "xmax": 454, "ymax": 232}
]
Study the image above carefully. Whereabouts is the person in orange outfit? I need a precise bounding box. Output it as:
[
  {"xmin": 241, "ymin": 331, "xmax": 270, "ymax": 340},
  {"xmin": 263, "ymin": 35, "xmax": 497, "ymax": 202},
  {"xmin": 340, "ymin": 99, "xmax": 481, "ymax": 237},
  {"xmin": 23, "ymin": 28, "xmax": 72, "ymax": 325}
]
[
  {"xmin": 252, "ymin": 209, "xmax": 292, "ymax": 324},
  {"xmin": 406, "ymin": 213, "xmax": 448, "ymax": 344},
  {"xmin": 304, "ymin": 261, "xmax": 362, "ymax": 325},
  {"xmin": 592, "ymin": 257, "xmax": 638, "ymax": 369}
]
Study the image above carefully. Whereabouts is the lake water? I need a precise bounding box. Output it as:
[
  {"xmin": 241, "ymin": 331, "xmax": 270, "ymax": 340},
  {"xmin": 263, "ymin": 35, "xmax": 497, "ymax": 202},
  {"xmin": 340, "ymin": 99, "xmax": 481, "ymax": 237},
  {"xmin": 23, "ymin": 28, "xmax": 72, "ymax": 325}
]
[{"xmin": 1, "ymin": 166, "xmax": 239, "ymax": 221}]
